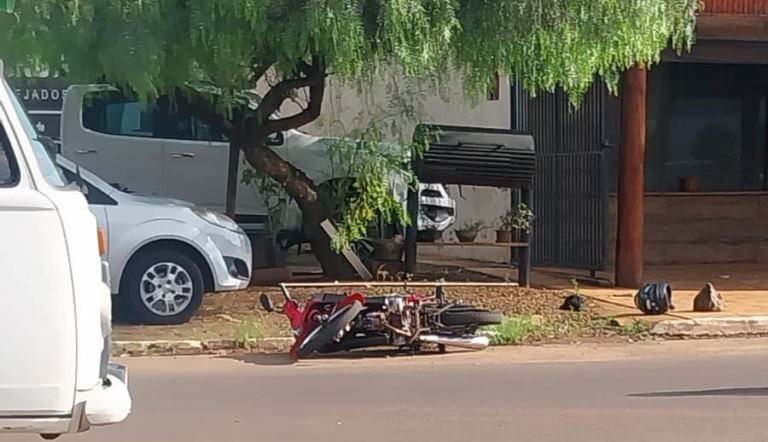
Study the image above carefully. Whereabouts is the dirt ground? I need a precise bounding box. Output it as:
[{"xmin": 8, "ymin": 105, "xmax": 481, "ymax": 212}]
[{"xmin": 113, "ymin": 282, "xmax": 644, "ymax": 343}]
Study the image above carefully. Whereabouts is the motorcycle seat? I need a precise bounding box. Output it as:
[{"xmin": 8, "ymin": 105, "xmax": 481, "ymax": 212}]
[{"xmin": 317, "ymin": 293, "xmax": 388, "ymax": 307}]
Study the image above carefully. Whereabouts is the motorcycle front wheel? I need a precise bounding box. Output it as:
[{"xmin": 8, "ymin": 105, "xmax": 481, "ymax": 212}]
[
  {"xmin": 297, "ymin": 301, "xmax": 365, "ymax": 358},
  {"xmin": 440, "ymin": 309, "xmax": 503, "ymax": 327}
]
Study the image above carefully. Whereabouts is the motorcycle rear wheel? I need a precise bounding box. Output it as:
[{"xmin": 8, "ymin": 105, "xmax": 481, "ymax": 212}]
[
  {"xmin": 297, "ymin": 301, "xmax": 365, "ymax": 358},
  {"xmin": 440, "ymin": 309, "xmax": 503, "ymax": 327}
]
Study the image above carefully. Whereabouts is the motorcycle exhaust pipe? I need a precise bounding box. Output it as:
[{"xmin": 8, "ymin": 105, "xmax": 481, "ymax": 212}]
[{"xmin": 419, "ymin": 335, "xmax": 490, "ymax": 350}]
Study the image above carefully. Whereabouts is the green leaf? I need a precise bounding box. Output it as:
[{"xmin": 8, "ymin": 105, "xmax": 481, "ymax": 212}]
[{"xmin": 0, "ymin": 0, "xmax": 15, "ymax": 13}]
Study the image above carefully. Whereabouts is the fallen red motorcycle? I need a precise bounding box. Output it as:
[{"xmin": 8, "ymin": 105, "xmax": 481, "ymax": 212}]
[{"xmin": 260, "ymin": 284, "xmax": 504, "ymax": 359}]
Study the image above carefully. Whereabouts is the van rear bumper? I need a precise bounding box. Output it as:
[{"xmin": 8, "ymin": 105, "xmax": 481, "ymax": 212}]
[
  {"xmin": 75, "ymin": 363, "xmax": 131, "ymax": 428},
  {"xmin": 0, "ymin": 364, "xmax": 131, "ymax": 435}
]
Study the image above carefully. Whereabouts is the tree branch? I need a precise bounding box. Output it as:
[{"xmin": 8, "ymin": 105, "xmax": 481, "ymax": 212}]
[
  {"xmin": 264, "ymin": 54, "xmax": 327, "ymax": 132},
  {"xmin": 267, "ymin": 76, "xmax": 325, "ymax": 132},
  {"xmin": 251, "ymin": 62, "xmax": 273, "ymax": 84},
  {"xmin": 257, "ymin": 75, "xmax": 324, "ymax": 121},
  {"xmin": 297, "ymin": 59, "xmax": 313, "ymax": 76}
]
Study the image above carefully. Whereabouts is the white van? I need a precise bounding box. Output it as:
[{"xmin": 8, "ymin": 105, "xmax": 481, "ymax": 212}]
[
  {"xmin": 0, "ymin": 63, "xmax": 131, "ymax": 437},
  {"xmin": 60, "ymin": 85, "xmax": 456, "ymax": 239}
]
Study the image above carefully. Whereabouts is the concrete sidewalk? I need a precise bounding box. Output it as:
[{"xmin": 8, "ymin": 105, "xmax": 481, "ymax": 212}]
[
  {"xmin": 536, "ymin": 263, "xmax": 768, "ymax": 320},
  {"xmin": 419, "ymin": 256, "xmax": 768, "ymax": 336}
]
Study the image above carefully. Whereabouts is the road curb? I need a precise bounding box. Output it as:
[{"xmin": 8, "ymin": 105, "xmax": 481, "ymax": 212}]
[
  {"xmin": 651, "ymin": 316, "xmax": 768, "ymax": 338},
  {"xmin": 112, "ymin": 337, "xmax": 293, "ymax": 357}
]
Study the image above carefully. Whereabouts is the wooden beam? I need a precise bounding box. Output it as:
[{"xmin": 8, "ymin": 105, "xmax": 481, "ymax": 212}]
[
  {"xmin": 697, "ymin": 14, "xmax": 768, "ymax": 42},
  {"xmin": 662, "ymin": 40, "xmax": 768, "ymax": 64},
  {"xmin": 615, "ymin": 67, "xmax": 647, "ymax": 289},
  {"xmin": 416, "ymin": 242, "xmax": 529, "ymax": 248},
  {"xmin": 320, "ymin": 220, "xmax": 373, "ymax": 280}
]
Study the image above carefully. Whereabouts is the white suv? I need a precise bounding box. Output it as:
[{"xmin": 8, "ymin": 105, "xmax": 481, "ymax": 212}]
[{"xmin": 60, "ymin": 85, "xmax": 456, "ymax": 238}]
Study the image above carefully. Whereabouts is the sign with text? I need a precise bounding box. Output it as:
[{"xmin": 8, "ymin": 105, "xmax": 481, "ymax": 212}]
[{"xmin": 10, "ymin": 78, "xmax": 70, "ymax": 111}]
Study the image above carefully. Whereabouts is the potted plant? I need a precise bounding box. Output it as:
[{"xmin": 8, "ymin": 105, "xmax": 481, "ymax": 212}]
[
  {"xmin": 454, "ymin": 220, "xmax": 484, "ymax": 243},
  {"xmin": 496, "ymin": 203, "xmax": 535, "ymax": 243}
]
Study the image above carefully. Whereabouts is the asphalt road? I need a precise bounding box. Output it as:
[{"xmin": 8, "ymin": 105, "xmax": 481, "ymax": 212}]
[{"xmin": 8, "ymin": 339, "xmax": 768, "ymax": 442}]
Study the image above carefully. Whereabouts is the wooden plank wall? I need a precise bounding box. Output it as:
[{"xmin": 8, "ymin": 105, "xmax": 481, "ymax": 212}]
[
  {"xmin": 704, "ymin": 0, "xmax": 768, "ymax": 15},
  {"xmin": 607, "ymin": 194, "xmax": 768, "ymax": 265}
]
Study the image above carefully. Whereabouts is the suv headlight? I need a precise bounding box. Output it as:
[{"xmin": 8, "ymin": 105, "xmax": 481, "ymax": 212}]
[{"xmin": 192, "ymin": 208, "xmax": 241, "ymax": 232}]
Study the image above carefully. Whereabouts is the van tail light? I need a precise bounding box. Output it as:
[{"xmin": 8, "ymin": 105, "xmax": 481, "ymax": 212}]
[{"xmin": 97, "ymin": 228, "xmax": 107, "ymax": 256}]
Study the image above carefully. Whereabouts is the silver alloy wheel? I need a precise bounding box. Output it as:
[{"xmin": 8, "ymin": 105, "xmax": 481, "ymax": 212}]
[{"xmin": 139, "ymin": 261, "xmax": 194, "ymax": 316}]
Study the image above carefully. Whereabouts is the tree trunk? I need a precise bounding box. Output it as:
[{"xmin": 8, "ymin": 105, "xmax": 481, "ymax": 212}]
[
  {"xmin": 242, "ymin": 143, "xmax": 355, "ymax": 278},
  {"xmin": 299, "ymin": 200, "xmax": 357, "ymax": 279}
]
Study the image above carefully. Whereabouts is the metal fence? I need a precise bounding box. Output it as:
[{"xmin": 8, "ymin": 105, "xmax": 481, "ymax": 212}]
[
  {"xmin": 533, "ymin": 151, "xmax": 607, "ymax": 270},
  {"xmin": 518, "ymin": 84, "xmax": 610, "ymax": 271}
]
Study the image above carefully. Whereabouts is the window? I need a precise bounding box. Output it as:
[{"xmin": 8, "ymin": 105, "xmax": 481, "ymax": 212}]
[
  {"xmin": 0, "ymin": 124, "xmax": 19, "ymax": 186},
  {"xmin": 3, "ymin": 80, "xmax": 67, "ymax": 188},
  {"xmin": 605, "ymin": 63, "xmax": 768, "ymax": 192},
  {"xmin": 83, "ymin": 91, "xmax": 227, "ymax": 142},
  {"xmin": 59, "ymin": 167, "xmax": 116, "ymax": 205},
  {"xmin": 83, "ymin": 92, "xmax": 157, "ymax": 138},
  {"xmin": 645, "ymin": 63, "xmax": 768, "ymax": 192}
]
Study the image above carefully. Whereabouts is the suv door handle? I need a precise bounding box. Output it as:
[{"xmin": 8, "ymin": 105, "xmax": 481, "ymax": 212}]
[
  {"xmin": 76, "ymin": 149, "xmax": 98, "ymax": 154},
  {"xmin": 170, "ymin": 152, "xmax": 196, "ymax": 159}
]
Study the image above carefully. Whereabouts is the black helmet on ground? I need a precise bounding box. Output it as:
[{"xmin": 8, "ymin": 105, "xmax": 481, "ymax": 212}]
[{"xmin": 635, "ymin": 282, "xmax": 674, "ymax": 315}]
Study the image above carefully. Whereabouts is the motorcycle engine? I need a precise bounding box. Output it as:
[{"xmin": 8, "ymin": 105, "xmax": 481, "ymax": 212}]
[
  {"xmin": 386, "ymin": 294, "xmax": 413, "ymax": 333},
  {"xmin": 385, "ymin": 295, "xmax": 406, "ymax": 314},
  {"xmin": 360, "ymin": 294, "xmax": 410, "ymax": 332}
]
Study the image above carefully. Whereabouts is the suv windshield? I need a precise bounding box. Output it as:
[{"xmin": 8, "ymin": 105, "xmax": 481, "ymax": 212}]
[{"xmin": 2, "ymin": 79, "xmax": 67, "ymax": 187}]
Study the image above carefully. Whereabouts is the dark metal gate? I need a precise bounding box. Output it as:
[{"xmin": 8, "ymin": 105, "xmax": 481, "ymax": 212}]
[{"xmin": 514, "ymin": 82, "xmax": 612, "ymax": 271}]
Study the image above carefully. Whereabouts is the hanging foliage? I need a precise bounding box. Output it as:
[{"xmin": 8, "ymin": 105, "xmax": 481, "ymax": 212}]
[
  {"xmin": 0, "ymin": 0, "xmax": 700, "ymax": 275},
  {"xmin": 0, "ymin": 0, "xmax": 699, "ymax": 103}
]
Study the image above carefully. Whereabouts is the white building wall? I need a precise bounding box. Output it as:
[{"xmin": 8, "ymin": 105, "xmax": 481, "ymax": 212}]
[{"xmin": 278, "ymin": 73, "xmax": 514, "ymax": 263}]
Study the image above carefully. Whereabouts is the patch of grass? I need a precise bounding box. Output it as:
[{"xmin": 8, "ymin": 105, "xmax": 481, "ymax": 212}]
[
  {"xmin": 484, "ymin": 315, "xmax": 539, "ymax": 345},
  {"xmin": 620, "ymin": 319, "xmax": 652, "ymax": 337},
  {"xmin": 233, "ymin": 318, "xmax": 266, "ymax": 347},
  {"xmin": 485, "ymin": 312, "xmax": 653, "ymax": 346}
]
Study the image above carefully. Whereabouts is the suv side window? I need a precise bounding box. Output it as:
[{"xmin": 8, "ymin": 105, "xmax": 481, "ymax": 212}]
[
  {"xmin": 0, "ymin": 122, "xmax": 20, "ymax": 186},
  {"xmin": 83, "ymin": 91, "xmax": 227, "ymax": 142},
  {"xmin": 83, "ymin": 92, "xmax": 157, "ymax": 138}
]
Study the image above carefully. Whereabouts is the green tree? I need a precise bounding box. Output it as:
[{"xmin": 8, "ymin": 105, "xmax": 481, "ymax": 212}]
[{"xmin": 0, "ymin": 0, "xmax": 699, "ymax": 275}]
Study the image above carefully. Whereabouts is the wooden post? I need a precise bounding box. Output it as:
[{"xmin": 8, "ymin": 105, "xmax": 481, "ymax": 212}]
[
  {"xmin": 404, "ymin": 186, "xmax": 419, "ymax": 275},
  {"xmin": 225, "ymin": 143, "xmax": 239, "ymax": 218},
  {"xmin": 615, "ymin": 67, "xmax": 647, "ymax": 288},
  {"xmin": 518, "ymin": 186, "xmax": 532, "ymax": 288},
  {"xmin": 509, "ymin": 189, "xmax": 521, "ymax": 266}
]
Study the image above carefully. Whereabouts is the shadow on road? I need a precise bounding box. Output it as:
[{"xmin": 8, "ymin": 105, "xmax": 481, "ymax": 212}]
[
  {"xmin": 630, "ymin": 387, "xmax": 768, "ymax": 398},
  {"xmin": 222, "ymin": 349, "xmax": 430, "ymax": 366},
  {"xmin": 223, "ymin": 353, "xmax": 296, "ymax": 366}
]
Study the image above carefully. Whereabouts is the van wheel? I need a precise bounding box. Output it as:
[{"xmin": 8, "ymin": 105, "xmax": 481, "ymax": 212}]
[
  {"xmin": 121, "ymin": 249, "xmax": 205, "ymax": 325},
  {"xmin": 41, "ymin": 434, "xmax": 61, "ymax": 440}
]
